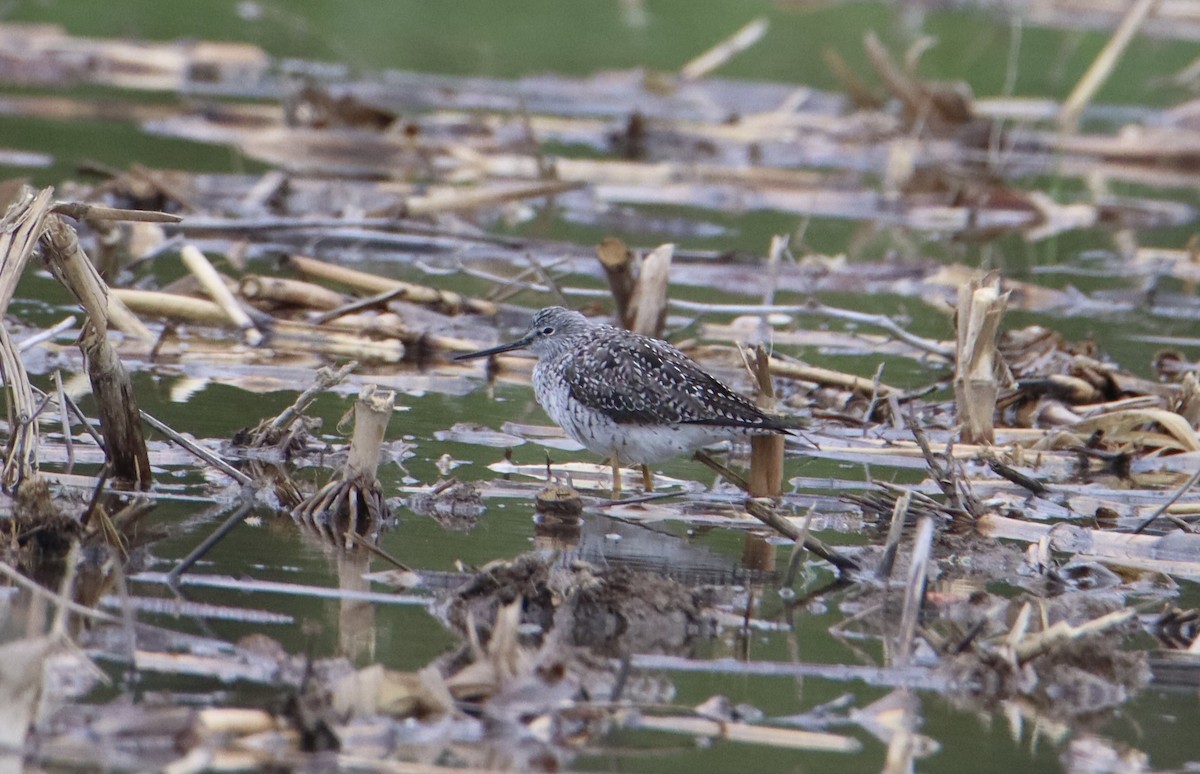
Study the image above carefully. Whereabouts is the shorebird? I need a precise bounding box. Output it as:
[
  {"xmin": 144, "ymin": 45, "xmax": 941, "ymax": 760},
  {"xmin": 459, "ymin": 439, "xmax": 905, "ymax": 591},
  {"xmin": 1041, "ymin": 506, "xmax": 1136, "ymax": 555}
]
[{"xmin": 454, "ymin": 306, "xmax": 789, "ymax": 493}]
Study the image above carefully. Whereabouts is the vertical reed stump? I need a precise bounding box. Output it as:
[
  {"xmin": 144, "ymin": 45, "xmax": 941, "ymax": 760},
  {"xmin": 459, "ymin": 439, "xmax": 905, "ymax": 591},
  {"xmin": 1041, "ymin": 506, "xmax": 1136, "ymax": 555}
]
[
  {"xmin": 748, "ymin": 346, "xmax": 784, "ymax": 498},
  {"xmin": 627, "ymin": 243, "xmax": 674, "ymax": 338},
  {"xmin": 596, "ymin": 237, "xmax": 636, "ymax": 328},
  {"xmin": 954, "ymin": 275, "xmax": 1009, "ymax": 445},
  {"xmin": 293, "ymin": 385, "xmax": 394, "ymax": 547}
]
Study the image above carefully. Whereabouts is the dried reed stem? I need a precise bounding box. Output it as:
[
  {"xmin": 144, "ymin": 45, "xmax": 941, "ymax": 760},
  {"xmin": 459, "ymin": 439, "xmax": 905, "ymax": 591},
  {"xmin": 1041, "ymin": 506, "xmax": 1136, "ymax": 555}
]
[
  {"xmin": 954, "ymin": 275, "xmax": 1008, "ymax": 445},
  {"xmin": 627, "ymin": 242, "xmax": 673, "ymax": 337},
  {"xmin": 286, "ymin": 254, "xmax": 496, "ymax": 316},
  {"xmin": 82, "ymin": 323, "xmax": 151, "ymax": 489},
  {"xmin": 1058, "ymin": 0, "xmax": 1160, "ymax": 132},
  {"xmin": 596, "ymin": 236, "xmax": 636, "ymax": 327},
  {"xmin": 181, "ymin": 243, "xmax": 263, "ymax": 345},
  {"xmin": 748, "ymin": 346, "xmax": 784, "ymax": 498}
]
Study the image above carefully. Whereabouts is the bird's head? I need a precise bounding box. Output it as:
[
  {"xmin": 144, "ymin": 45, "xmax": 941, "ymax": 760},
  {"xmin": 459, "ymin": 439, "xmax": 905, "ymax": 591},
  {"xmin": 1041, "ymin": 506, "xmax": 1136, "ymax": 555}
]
[{"xmin": 453, "ymin": 306, "xmax": 592, "ymax": 361}]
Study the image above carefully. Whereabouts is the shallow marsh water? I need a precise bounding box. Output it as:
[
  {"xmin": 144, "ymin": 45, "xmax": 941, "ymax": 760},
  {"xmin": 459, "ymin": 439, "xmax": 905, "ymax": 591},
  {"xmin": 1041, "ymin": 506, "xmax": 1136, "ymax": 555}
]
[{"xmin": 4, "ymin": 1, "xmax": 1200, "ymax": 772}]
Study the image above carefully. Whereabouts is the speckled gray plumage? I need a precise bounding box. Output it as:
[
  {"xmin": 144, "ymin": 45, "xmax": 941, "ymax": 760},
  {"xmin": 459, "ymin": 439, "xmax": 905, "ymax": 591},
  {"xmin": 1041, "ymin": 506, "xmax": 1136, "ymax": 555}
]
[
  {"xmin": 459, "ymin": 307, "xmax": 787, "ymax": 463},
  {"xmin": 550, "ymin": 321, "xmax": 784, "ymax": 431}
]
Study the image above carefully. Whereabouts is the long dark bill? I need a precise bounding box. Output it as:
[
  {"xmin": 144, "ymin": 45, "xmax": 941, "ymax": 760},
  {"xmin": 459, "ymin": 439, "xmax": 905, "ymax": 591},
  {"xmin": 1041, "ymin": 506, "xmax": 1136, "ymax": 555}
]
[{"xmin": 452, "ymin": 335, "xmax": 534, "ymax": 361}]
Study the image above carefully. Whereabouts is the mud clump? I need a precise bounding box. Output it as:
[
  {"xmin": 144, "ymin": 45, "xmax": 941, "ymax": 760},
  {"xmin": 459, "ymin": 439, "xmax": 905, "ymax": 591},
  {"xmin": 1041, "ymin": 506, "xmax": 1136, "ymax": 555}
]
[
  {"xmin": 442, "ymin": 551, "xmax": 719, "ymax": 658},
  {"xmin": 11, "ymin": 478, "xmax": 79, "ymax": 556},
  {"xmin": 943, "ymin": 636, "xmax": 1149, "ymax": 716},
  {"xmin": 565, "ymin": 565, "xmax": 717, "ymax": 656}
]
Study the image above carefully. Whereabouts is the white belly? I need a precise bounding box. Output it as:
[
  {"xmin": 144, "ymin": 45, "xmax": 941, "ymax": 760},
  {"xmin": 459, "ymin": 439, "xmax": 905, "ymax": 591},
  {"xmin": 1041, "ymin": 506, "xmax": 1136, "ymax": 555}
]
[
  {"xmin": 532, "ymin": 359, "xmax": 738, "ymax": 463},
  {"xmin": 567, "ymin": 415, "xmax": 727, "ymax": 463}
]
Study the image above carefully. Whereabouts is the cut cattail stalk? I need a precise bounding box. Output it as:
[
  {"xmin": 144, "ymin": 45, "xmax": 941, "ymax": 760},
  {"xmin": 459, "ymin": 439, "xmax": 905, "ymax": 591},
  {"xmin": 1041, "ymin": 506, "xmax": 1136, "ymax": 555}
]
[
  {"xmin": 181, "ymin": 244, "xmax": 263, "ymax": 345},
  {"xmin": 270, "ymin": 320, "xmax": 404, "ymax": 363},
  {"xmin": 292, "ymin": 385, "xmax": 394, "ymax": 548},
  {"xmin": 596, "ymin": 236, "xmax": 636, "ymax": 328},
  {"xmin": 113, "ymin": 289, "xmax": 405, "ymax": 362},
  {"xmin": 319, "ymin": 312, "xmax": 483, "ymax": 358},
  {"xmin": 767, "ymin": 358, "xmax": 903, "ymax": 398},
  {"xmin": 319, "ymin": 311, "xmax": 407, "ymax": 340},
  {"xmin": 954, "ymin": 274, "xmax": 1008, "ymax": 445},
  {"xmin": 238, "ymin": 274, "xmax": 347, "ymax": 310},
  {"xmin": 285, "ymin": 254, "xmax": 496, "ymax": 316},
  {"xmin": 114, "ymin": 287, "xmax": 228, "ymax": 327},
  {"xmin": 748, "ymin": 345, "xmax": 784, "ymax": 498},
  {"xmin": 627, "ymin": 242, "xmax": 673, "ymax": 337},
  {"xmin": 405, "ymin": 179, "xmax": 582, "ymax": 216}
]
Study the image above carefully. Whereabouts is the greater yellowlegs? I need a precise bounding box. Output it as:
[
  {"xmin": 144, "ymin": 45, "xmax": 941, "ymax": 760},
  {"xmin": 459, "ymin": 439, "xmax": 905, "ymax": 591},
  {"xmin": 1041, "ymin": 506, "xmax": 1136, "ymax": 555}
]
[{"xmin": 455, "ymin": 307, "xmax": 789, "ymax": 492}]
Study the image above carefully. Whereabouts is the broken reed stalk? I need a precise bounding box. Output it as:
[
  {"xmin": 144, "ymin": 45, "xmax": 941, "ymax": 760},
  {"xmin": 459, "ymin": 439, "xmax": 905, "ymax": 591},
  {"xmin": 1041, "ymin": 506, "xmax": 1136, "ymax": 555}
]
[
  {"xmin": 293, "ymin": 385, "xmax": 394, "ymax": 548},
  {"xmin": 680, "ymin": 299, "xmax": 952, "ymax": 360},
  {"xmin": 113, "ymin": 287, "xmax": 229, "ymax": 326},
  {"xmin": 635, "ymin": 715, "xmax": 858, "ymax": 753},
  {"xmin": 954, "ymin": 275, "xmax": 1008, "ymax": 445},
  {"xmin": 180, "ymin": 243, "xmax": 263, "ymax": 346},
  {"xmin": 1133, "ymin": 462, "xmax": 1200, "ymax": 534},
  {"xmin": 894, "ymin": 515, "xmax": 933, "ymax": 668},
  {"xmin": 692, "ymin": 448, "xmax": 848, "ymax": 571},
  {"xmin": 39, "ymin": 208, "xmax": 153, "ymax": 488},
  {"xmin": 748, "ymin": 345, "xmax": 784, "ymax": 498},
  {"xmin": 743, "ymin": 498, "xmax": 859, "ymax": 573},
  {"xmin": 141, "ymin": 411, "xmax": 252, "ymax": 485},
  {"xmin": 112, "ymin": 288, "xmax": 407, "ymax": 362},
  {"xmin": 768, "ymin": 357, "xmax": 904, "ymax": 398},
  {"xmin": 1058, "ymin": 0, "xmax": 1159, "ymax": 133},
  {"xmin": 692, "ymin": 448, "xmax": 751, "ymax": 492},
  {"xmin": 238, "ymin": 274, "xmax": 347, "ymax": 310},
  {"xmin": 596, "ymin": 236, "xmax": 636, "ymax": 328},
  {"xmin": 38, "ymin": 214, "xmax": 152, "ymax": 341},
  {"xmin": 167, "ymin": 498, "xmax": 256, "ymax": 582},
  {"xmin": 876, "ymin": 488, "xmax": 912, "ymax": 581},
  {"xmin": 746, "ymin": 234, "xmax": 788, "ymax": 498},
  {"xmin": 0, "ymin": 188, "xmax": 52, "ymax": 312},
  {"xmin": 309, "ymin": 286, "xmax": 407, "ymax": 324},
  {"xmin": 82, "ymin": 323, "xmax": 151, "ymax": 489},
  {"xmin": 250, "ymin": 361, "xmax": 357, "ymax": 448},
  {"xmin": 821, "ymin": 45, "xmax": 883, "ymax": 109},
  {"xmin": 285, "ymin": 254, "xmax": 496, "ymax": 316},
  {"xmin": 50, "ymin": 201, "xmax": 182, "ymax": 224},
  {"xmin": 0, "ymin": 188, "xmax": 53, "ymax": 489},
  {"xmin": 1011, "ymin": 607, "xmax": 1137, "ymax": 664},
  {"xmin": 268, "ymin": 322, "xmax": 404, "ymax": 363},
  {"xmin": 0, "ymin": 325, "xmax": 37, "ymax": 490},
  {"xmin": 626, "ymin": 242, "xmax": 673, "ymax": 337},
  {"xmin": 679, "ymin": 17, "xmax": 769, "ymax": 81},
  {"xmin": 404, "ymin": 178, "xmax": 584, "ymax": 217}
]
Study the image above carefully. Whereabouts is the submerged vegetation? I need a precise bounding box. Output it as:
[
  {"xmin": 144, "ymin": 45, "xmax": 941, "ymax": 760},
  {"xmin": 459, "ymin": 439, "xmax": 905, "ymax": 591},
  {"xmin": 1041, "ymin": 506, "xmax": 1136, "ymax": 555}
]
[{"xmin": 3, "ymin": 2, "xmax": 1200, "ymax": 771}]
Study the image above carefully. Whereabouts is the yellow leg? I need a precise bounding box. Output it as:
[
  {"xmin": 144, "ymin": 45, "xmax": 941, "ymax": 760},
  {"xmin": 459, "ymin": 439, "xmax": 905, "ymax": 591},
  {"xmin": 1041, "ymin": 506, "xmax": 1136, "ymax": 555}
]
[
  {"xmin": 610, "ymin": 456, "xmax": 622, "ymax": 497},
  {"xmin": 641, "ymin": 464, "xmax": 654, "ymax": 492}
]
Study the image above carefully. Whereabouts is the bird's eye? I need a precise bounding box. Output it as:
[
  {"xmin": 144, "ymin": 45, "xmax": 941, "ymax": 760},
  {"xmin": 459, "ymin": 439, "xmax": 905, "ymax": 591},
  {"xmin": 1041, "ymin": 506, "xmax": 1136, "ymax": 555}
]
[{"xmin": 541, "ymin": 326, "xmax": 554, "ymax": 335}]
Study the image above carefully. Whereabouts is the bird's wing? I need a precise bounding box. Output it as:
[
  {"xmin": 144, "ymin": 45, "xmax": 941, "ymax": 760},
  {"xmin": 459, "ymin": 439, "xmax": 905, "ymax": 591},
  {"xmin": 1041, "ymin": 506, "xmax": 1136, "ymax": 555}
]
[{"xmin": 564, "ymin": 331, "xmax": 784, "ymax": 430}]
